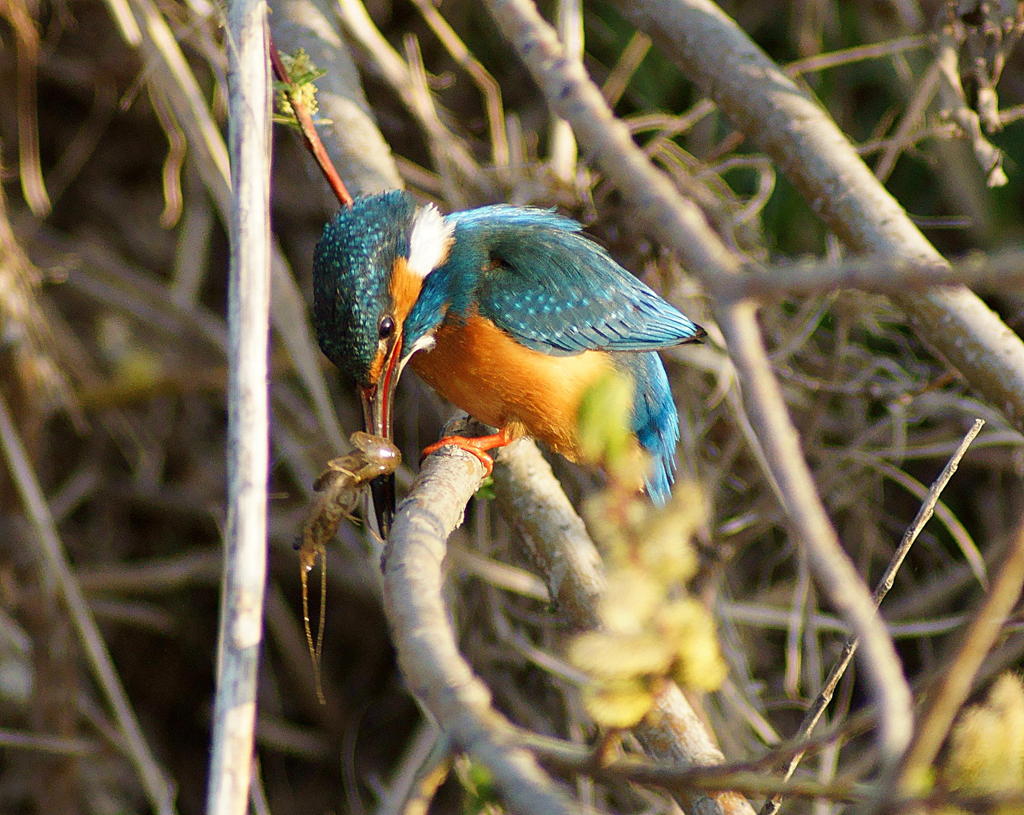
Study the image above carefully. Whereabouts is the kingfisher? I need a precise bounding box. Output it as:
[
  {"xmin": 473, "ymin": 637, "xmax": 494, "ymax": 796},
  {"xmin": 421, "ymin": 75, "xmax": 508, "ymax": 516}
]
[{"xmin": 313, "ymin": 190, "xmax": 704, "ymax": 529}]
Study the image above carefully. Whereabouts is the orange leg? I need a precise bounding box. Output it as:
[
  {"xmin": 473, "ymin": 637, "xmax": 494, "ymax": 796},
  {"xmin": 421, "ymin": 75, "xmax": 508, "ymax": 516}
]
[{"xmin": 421, "ymin": 428, "xmax": 514, "ymax": 476}]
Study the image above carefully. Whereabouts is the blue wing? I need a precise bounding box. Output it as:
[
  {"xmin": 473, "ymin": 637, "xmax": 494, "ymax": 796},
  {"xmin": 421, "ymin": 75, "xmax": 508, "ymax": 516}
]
[{"xmin": 444, "ymin": 206, "xmax": 704, "ymax": 356}]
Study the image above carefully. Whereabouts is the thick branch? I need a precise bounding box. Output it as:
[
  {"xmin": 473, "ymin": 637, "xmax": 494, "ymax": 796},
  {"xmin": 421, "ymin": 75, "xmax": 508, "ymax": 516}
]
[
  {"xmin": 492, "ymin": 440, "xmax": 603, "ymax": 631},
  {"xmin": 383, "ymin": 419, "xmax": 578, "ymax": 815}
]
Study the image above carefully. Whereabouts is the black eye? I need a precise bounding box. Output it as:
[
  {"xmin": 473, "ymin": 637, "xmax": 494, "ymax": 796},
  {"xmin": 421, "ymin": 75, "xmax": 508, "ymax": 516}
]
[{"xmin": 378, "ymin": 315, "xmax": 395, "ymax": 340}]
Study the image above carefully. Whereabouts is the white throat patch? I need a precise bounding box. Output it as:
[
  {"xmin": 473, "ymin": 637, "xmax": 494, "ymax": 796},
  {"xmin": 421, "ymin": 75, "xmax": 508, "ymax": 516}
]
[{"xmin": 408, "ymin": 203, "xmax": 454, "ymax": 279}]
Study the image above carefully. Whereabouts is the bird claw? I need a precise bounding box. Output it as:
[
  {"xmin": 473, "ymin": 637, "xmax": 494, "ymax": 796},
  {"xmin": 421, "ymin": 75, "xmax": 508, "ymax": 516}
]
[{"xmin": 421, "ymin": 433, "xmax": 511, "ymax": 476}]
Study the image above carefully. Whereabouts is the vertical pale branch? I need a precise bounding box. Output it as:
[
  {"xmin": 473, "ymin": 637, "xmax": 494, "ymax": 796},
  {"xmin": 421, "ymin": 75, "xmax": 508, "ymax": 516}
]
[
  {"xmin": 483, "ymin": 0, "xmax": 914, "ymax": 764},
  {"xmin": 205, "ymin": 0, "xmax": 271, "ymax": 812}
]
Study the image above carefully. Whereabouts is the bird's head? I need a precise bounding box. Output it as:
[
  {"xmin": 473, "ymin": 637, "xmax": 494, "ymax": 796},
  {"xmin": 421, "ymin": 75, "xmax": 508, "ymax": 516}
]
[{"xmin": 313, "ymin": 190, "xmax": 454, "ymax": 440}]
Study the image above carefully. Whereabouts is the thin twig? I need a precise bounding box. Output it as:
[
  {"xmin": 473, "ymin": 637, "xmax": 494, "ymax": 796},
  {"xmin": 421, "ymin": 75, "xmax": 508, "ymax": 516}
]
[
  {"xmin": 873, "ymin": 61, "xmax": 941, "ymax": 184},
  {"xmin": 890, "ymin": 510, "xmax": 1024, "ymax": 797},
  {"xmin": 784, "ymin": 34, "xmax": 928, "ymax": 77},
  {"xmin": 268, "ymin": 32, "xmax": 353, "ymax": 207},
  {"xmin": 205, "ymin": 0, "xmax": 271, "ymax": 812},
  {"xmin": 0, "ymin": 394, "xmax": 177, "ymax": 815},
  {"xmin": 0, "ymin": 728, "xmax": 97, "ymax": 757},
  {"xmin": 761, "ymin": 419, "xmax": 985, "ymax": 815},
  {"xmin": 601, "ymin": 31, "xmax": 652, "ymax": 107},
  {"xmin": 268, "ymin": 0, "xmax": 403, "ymax": 196},
  {"xmin": 383, "ymin": 417, "xmax": 579, "ymax": 815}
]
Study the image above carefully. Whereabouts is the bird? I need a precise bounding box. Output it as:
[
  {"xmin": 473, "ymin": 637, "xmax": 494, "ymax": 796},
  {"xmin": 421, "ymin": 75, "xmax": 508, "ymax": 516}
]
[{"xmin": 312, "ymin": 190, "xmax": 704, "ymax": 530}]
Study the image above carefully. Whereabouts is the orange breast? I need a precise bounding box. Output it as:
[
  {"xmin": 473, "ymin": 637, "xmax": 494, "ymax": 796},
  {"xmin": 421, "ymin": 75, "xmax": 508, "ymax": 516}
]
[{"xmin": 409, "ymin": 314, "xmax": 614, "ymax": 461}]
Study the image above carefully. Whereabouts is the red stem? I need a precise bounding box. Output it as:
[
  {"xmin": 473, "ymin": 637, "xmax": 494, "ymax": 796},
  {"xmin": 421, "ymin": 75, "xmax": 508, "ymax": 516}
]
[{"xmin": 269, "ymin": 32, "xmax": 354, "ymax": 208}]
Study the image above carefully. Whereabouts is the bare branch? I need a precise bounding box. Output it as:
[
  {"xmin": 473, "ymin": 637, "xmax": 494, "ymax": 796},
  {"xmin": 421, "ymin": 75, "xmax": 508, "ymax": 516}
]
[
  {"xmin": 383, "ymin": 418, "xmax": 579, "ymax": 815},
  {"xmin": 206, "ymin": 0, "xmax": 271, "ymax": 812},
  {"xmin": 492, "ymin": 440, "xmax": 604, "ymax": 630}
]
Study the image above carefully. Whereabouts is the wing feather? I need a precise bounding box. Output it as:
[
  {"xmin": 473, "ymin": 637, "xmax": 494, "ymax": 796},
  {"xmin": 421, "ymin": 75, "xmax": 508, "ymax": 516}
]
[{"xmin": 446, "ymin": 206, "xmax": 703, "ymax": 355}]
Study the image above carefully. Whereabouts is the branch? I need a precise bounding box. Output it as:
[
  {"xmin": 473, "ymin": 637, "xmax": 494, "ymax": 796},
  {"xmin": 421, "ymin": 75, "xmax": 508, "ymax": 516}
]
[
  {"xmin": 491, "ymin": 440, "xmax": 604, "ymax": 630},
  {"xmin": 383, "ymin": 417, "xmax": 579, "ymax": 815},
  {"xmin": 483, "ymin": 0, "xmax": 913, "ymax": 767},
  {"xmin": 612, "ymin": 0, "xmax": 1024, "ymax": 436},
  {"xmin": 714, "ymin": 248, "xmax": 1024, "ymax": 302},
  {"xmin": 206, "ymin": 0, "xmax": 271, "ymax": 812}
]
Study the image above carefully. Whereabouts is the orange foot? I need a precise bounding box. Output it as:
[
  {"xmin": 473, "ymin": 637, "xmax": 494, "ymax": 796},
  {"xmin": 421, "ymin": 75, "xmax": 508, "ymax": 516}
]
[{"xmin": 421, "ymin": 430, "xmax": 513, "ymax": 476}]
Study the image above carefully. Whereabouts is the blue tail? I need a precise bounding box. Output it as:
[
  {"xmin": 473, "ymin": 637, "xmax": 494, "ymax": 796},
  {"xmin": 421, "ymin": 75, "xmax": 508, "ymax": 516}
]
[{"xmin": 613, "ymin": 352, "xmax": 679, "ymax": 504}]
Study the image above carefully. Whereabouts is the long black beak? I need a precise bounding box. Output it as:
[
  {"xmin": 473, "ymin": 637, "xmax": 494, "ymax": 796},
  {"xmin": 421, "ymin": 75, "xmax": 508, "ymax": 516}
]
[
  {"xmin": 360, "ymin": 338, "xmax": 404, "ymax": 538},
  {"xmin": 360, "ymin": 384, "xmax": 395, "ymax": 538}
]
